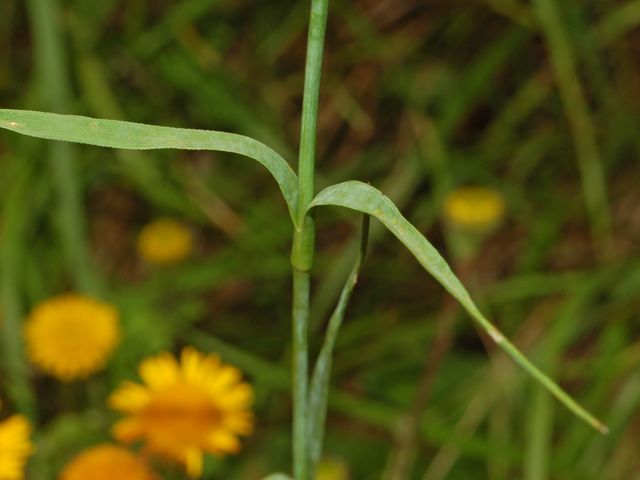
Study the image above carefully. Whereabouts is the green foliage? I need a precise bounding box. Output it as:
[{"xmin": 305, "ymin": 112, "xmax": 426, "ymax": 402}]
[
  {"xmin": 2, "ymin": 0, "xmax": 639, "ymax": 478},
  {"xmin": 0, "ymin": 109, "xmax": 299, "ymax": 220},
  {"xmin": 310, "ymin": 181, "xmax": 606, "ymax": 433}
]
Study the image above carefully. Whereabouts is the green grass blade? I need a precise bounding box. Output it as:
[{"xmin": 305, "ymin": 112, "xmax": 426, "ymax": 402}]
[
  {"xmin": 0, "ymin": 157, "xmax": 38, "ymax": 419},
  {"xmin": 533, "ymin": 0, "xmax": 611, "ymax": 246},
  {"xmin": 596, "ymin": 0, "xmax": 640, "ymax": 45},
  {"xmin": 187, "ymin": 330, "xmax": 519, "ymax": 462},
  {"xmin": 524, "ymin": 386, "xmax": 554, "ymax": 480},
  {"xmin": 308, "ymin": 180, "xmax": 608, "ymax": 435},
  {"xmin": 27, "ymin": 0, "xmax": 101, "ymax": 294},
  {"xmin": 308, "ymin": 215, "xmax": 370, "ymax": 472},
  {"xmin": 130, "ymin": 0, "xmax": 221, "ymax": 58},
  {"xmin": 0, "ymin": 109, "xmax": 299, "ymax": 221},
  {"xmin": 476, "ymin": 0, "xmax": 535, "ymax": 28}
]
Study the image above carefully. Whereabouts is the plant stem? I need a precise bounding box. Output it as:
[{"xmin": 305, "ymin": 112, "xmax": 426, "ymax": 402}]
[
  {"xmin": 291, "ymin": 269, "xmax": 311, "ymax": 480},
  {"xmin": 533, "ymin": 0, "xmax": 611, "ymax": 249},
  {"xmin": 297, "ymin": 0, "xmax": 330, "ymax": 223},
  {"xmin": 291, "ymin": 1, "xmax": 330, "ymax": 479},
  {"xmin": 0, "ymin": 159, "xmax": 37, "ymax": 419}
]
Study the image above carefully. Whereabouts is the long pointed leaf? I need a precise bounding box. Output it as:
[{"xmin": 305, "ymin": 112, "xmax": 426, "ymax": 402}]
[
  {"xmin": 0, "ymin": 109, "xmax": 299, "ymax": 220},
  {"xmin": 308, "ymin": 180, "xmax": 607, "ymax": 434},
  {"xmin": 308, "ymin": 215, "xmax": 370, "ymax": 472}
]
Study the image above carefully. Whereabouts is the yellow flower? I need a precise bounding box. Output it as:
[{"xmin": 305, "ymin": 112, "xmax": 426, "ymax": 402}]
[
  {"xmin": 24, "ymin": 294, "xmax": 120, "ymax": 381},
  {"xmin": 0, "ymin": 414, "xmax": 33, "ymax": 480},
  {"xmin": 109, "ymin": 347, "xmax": 254, "ymax": 478},
  {"xmin": 316, "ymin": 456, "xmax": 349, "ymax": 480},
  {"xmin": 59, "ymin": 444, "xmax": 156, "ymax": 480},
  {"xmin": 137, "ymin": 218, "xmax": 193, "ymax": 265},
  {"xmin": 443, "ymin": 186, "xmax": 505, "ymax": 231}
]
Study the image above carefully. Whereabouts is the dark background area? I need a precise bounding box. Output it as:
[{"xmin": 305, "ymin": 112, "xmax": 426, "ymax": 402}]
[{"xmin": 1, "ymin": 0, "xmax": 640, "ymax": 478}]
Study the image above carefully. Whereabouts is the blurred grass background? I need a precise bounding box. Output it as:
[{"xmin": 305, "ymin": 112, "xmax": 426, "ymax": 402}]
[{"xmin": 1, "ymin": 0, "xmax": 640, "ymax": 478}]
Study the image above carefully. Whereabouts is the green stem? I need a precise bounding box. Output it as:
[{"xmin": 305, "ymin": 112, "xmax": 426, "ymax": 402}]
[
  {"xmin": 0, "ymin": 159, "xmax": 37, "ymax": 419},
  {"xmin": 297, "ymin": 0, "xmax": 329, "ymax": 219},
  {"xmin": 291, "ymin": 1, "xmax": 330, "ymax": 478},
  {"xmin": 533, "ymin": 0, "xmax": 611, "ymax": 248},
  {"xmin": 524, "ymin": 387, "xmax": 553, "ymax": 480},
  {"xmin": 292, "ymin": 269, "xmax": 311, "ymax": 479}
]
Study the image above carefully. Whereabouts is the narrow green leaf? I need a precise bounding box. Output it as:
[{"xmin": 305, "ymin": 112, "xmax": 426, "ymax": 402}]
[
  {"xmin": 0, "ymin": 109, "xmax": 299, "ymax": 221},
  {"xmin": 308, "ymin": 215, "xmax": 370, "ymax": 472},
  {"xmin": 0, "ymin": 157, "xmax": 38, "ymax": 418},
  {"xmin": 308, "ymin": 180, "xmax": 608, "ymax": 434},
  {"xmin": 533, "ymin": 0, "xmax": 611, "ymax": 245}
]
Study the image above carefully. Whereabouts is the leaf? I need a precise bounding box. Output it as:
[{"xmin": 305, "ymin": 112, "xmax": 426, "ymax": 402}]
[
  {"xmin": 308, "ymin": 180, "xmax": 608, "ymax": 434},
  {"xmin": 261, "ymin": 474, "xmax": 294, "ymax": 480},
  {"xmin": 0, "ymin": 109, "xmax": 299, "ymax": 221},
  {"xmin": 308, "ymin": 215, "xmax": 369, "ymax": 472}
]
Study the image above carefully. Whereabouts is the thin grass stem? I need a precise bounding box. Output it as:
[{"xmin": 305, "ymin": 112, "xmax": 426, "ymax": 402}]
[
  {"xmin": 292, "ymin": 269, "xmax": 311, "ymax": 479},
  {"xmin": 291, "ymin": 1, "xmax": 330, "ymax": 479},
  {"xmin": 533, "ymin": 0, "xmax": 611, "ymax": 249},
  {"xmin": 0, "ymin": 159, "xmax": 37, "ymax": 419}
]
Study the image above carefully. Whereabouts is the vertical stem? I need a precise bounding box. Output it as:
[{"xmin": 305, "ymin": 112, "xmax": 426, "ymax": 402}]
[
  {"xmin": 524, "ymin": 386, "xmax": 554, "ymax": 480},
  {"xmin": 291, "ymin": 269, "xmax": 311, "ymax": 480},
  {"xmin": 533, "ymin": 0, "xmax": 611, "ymax": 249},
  {"xmin": 297, "ymin": 0, "xmax": 330, "ymax": 221},
  {"xmin": 291, "ymin": 1, "xmax": 330, "ymax": 479},
  {"xmin": 0, "ymin": 160, "xmax": 37, "ymax": 419}
]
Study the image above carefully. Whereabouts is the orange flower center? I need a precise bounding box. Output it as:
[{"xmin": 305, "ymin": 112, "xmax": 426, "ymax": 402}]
[{"xmin": 141, "ymin": 383, "xmax": 220, "ymax": 445}]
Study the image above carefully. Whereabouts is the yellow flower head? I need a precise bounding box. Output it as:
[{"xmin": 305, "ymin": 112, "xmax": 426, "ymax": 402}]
[
  {"xmin": 443, "ymin": 186, "xmax": 505, "ymax": 232},
  {"xmin": 316, "ymin": 456, "xmax": 349, "ymax": 480},
  {"xmin": 137, "ymin": 218, "xmax": 193, "ymax": 265},
  {"xmin": 24, "ymin": 294, "xmax": 120, "ymax": 381},
  {"xmin": 59, "ymin": 444, "xmax": 156, "ymax": 480},
  {"xmin": 0, "ymin": 414, "xmax": 33, "ymax": 480},
  {"xmin": 109, "ymin": 347, "xmax": 254, "ymax": 478}
]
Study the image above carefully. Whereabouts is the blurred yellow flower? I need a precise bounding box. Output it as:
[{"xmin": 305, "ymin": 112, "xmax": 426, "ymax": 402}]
[
  {"xmin": 0, "ymin": 414, "xmax": 33, "ymax": 480},
  {"xmin": 137, "ymin": 218, "xmax": 193, "ymax": 265},
  {"xmin": 24, "ymin": 294, "xmax": 120, "ymax": 381},
  {"xmin": 316, "ymin": 456, "xmax": 349, "ymax": 480},
  {"xmin": 59, "ymin": 444, "xmax": 156, "ymax": 480},
  {"xmin": 109, "ymin": 347, "xmax": 254, "ymax": 478},
  {"xmin": 443, "ymin": 186, "xmax": 505, "ymax": 231}
]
